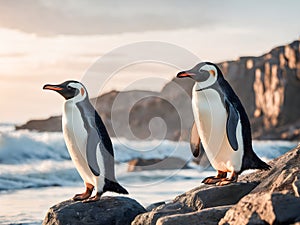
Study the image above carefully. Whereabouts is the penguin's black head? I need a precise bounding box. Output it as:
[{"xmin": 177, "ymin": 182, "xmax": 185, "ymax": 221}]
[
  {"xmin": 177, "ymin": 62, "xmax": 223, "ymax": 82},
  {"xmin": 43, "ymin": 80, "xmax": 87, "ymax": 100}
]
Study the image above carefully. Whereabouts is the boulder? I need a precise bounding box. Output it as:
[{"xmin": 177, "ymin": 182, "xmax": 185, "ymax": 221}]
[
  {"xmin": 133, "ymin": 144, "xmax": 300, "ymax": 225},
  {"xmin": 132, "ymin": 182, "xmax": 257, "ymax": 225},
  {"xmin": 173, "ymin": 182, "xmax": 257, "ymax": 211},
  {"xmin": 219, "ymin": 192, "xmax": 300, "ymax": 225},
  {"xmin": 42, "ymin": 196, "xmax": 146, "ymax": 225},
  {"xmin": 157, "ymin": 205, "xmax": 231, "ymax": 225},
  {"xmin": 220, "ymin": 143, "xmax": 300, "ymax": 225},
  {"xmin": 240, "ymin": 142, "xmax": 300, "ymax": 194},
  {"xmin": 127, "ymin": 157, "xmax": 190, "ymax": 172}
]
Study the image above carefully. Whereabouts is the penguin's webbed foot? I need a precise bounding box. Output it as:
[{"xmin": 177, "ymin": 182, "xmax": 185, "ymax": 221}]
[
  {"xmin": 216, "ymin": 171, "xmax": 238, "ymax": 186},
  {"xmin": 202, "ymin": 176, "xmax": 223, "ymax": 184},
  {"xmin": 202, "ymin": 171, "xmax": 227, "ymax": 184},
  {"xmin": 73, "ymin": 192, "xmax": 92, "ymax": 201},
  {"xmin": 73, "ymin": 183, "xmax": 94, "ymax": 201},
  {"xmin": 216, "ymin": 179, "xmax": 234, "ymax": 186},
  {"xmin": 83, "ymin": 192, "xmax": 103, "ymax": 203}
]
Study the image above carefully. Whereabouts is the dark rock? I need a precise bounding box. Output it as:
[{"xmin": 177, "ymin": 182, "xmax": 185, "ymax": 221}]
[
  {"xmin": 127, "ymin": 157, "xmax": 190, "ymax": 172},
  {"xmin": 132, "ymin": 182, "xmax": 257, "ymax": 225},
  {"xmin": 156, "ymin": 205, "xmax": 231, "ymax": 225},
  {"xmin": 42, "ymin": 196, "xmax": 146, "ymax": 225}
]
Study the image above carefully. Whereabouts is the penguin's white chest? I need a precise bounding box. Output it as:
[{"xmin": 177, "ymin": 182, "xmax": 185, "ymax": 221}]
[
  {"xmin": 62, "ymin": 101, "xmax": 94, "ymax": 184},
  {"xmin": 192, "ymin": 85, "xmax": 243, "ymax": 172}
]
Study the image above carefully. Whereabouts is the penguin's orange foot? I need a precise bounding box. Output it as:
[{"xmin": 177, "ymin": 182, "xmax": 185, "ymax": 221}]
[
  {"xmin": 202, "ymin": 176, "xmax": 223, "ymax": 184},
  {"xmin": 73, "ymin": 191, "xmax": 92, "ymax": 201},
  {"xmin": 83, "ymin": 192, "xmax": 103, "ymax": 203},
  {"xmin": 73, "ymin": 183, "xmax": 93, "ymax": 201},
  {"xmin": 216, "ymin": 171, "xmax": 238, "ymax": 186},
  {"xmin": 216, "ymin": 179, "xmax": 236, "ymax": 186},
  {"xmin": 202, "ymin": 171, "xmax": 227, "ymax": 184}
]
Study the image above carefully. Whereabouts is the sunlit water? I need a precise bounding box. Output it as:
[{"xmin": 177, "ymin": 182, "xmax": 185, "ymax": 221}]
[{"xmin": 0, "ymin": 124, "xmax": 298, "ymax": 224}]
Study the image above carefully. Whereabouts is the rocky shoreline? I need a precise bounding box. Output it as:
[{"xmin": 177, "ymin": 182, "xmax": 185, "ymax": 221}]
[{"xmin": 43, "ymin": 144, "xmax": 300, "ymax": 225}]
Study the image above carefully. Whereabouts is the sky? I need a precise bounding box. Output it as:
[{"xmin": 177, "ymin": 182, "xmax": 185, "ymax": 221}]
[{"xmin": 0, "ymin": 0, "xmax": 299, "ymax": 123}]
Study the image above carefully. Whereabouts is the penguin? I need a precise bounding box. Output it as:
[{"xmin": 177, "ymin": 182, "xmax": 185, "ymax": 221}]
[
  {"xmin": 177, "ymin": 62, "xmax": 270, "ymax": 185},
  {"xmin": 43, "ymin": 80, "xmax": 128, "ymax": 202}
]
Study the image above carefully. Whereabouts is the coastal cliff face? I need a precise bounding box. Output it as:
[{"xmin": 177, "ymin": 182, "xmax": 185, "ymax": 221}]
[
  {"xmin": 218, "ymin": 40, "xmax": 300, "ymax": 140},
  {"xmin": 16, "ymin": 40, "xmax": 300, "ymax": 141}
]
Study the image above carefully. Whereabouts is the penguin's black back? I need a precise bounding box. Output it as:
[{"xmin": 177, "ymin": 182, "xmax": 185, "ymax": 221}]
[
  {"xmin": 216, "ymin": 71, "xmax": 271, "ymax": 173},
  {"xmin": 76, "ymin": 99, "xmax": 129, "ymax": 194},
  {"xmin": 94, "ymin": 109, "xmax": 114, "ymax": 157},
  {"xmin": 76, "ymin": 99, "xmax": 114, "ymax": 157}
]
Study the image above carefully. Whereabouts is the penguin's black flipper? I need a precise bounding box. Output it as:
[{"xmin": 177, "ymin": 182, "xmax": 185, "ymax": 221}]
[
  {"xmin": 190, "ymin": 121, "xmax": 203, "ymax": 157},
  {"xmin": 225, "ymin": 99, "xmax": 239, "ymax": 151},
  {"xmin": 86, "ymin": 127, "xmax": 101, "ymax": 176}
]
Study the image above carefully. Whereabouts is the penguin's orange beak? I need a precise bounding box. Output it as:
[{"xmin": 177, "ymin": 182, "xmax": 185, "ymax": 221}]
[
  {"xmin": 43, "ymin": 84, "xmax": 63, "ymax": 91},
  {"xmin": 177, "ymin": 71, "xmax": 195, "ymax": 78}
]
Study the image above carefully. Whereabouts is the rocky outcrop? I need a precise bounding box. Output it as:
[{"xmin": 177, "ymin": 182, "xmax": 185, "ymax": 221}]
[
  {"xmin": 127, "ymin": 157, "xmax": 190, "ymax": 172},
  {"xmin": 42, "ymin": 196, "xmax": 146, "ymax": 225},
  {"xmin": 219, "ymin": 143, "xmax": 300, "ymax": 225},
  {"xmin": 157, "ymin": 206, "xmax": 231, "ymax": 225},
  {"xmin": 219, "ymin": 192, "xmax": 300, "ymax": 225},
  {"xmin": 132, "ymin": 144, "xmax": 300, "ymax": 225},
  {"xmin": 17, "ymin": 39, "xmax": 300, "ymax": 140},
  {"xmin": 132, "ymin": 183, "xmax": 257, "ymax": 225},
  {"xmin": 42, "ymin": 145, "xmax": 300, "ymax": 225},
  {"xmin": 220, "ymin": 40, "xmax": 300, "ymax": 141},
  {"xmin": 16, "ymin": 116, "xmax": 62, "ymax": 132}
]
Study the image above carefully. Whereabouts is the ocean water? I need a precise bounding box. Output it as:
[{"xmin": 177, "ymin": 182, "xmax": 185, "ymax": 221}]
[{"xmin": 0, "ymin": 124, "xmax": 298, "ymax": 224}]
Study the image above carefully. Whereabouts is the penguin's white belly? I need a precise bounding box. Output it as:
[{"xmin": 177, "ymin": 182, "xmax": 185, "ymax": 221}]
[
  {"xmin": 192, "ymin": 87, "xmax": 244, "ymax": 172},
  {"xmin": 62, "ymin": 102, "xmax": 95, "ymax": 185}
]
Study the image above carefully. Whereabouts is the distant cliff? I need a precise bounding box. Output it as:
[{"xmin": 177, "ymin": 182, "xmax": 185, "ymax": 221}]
[{"xmin": 16, "ymin": 40, "xmax": 300, "ymax": 140}]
